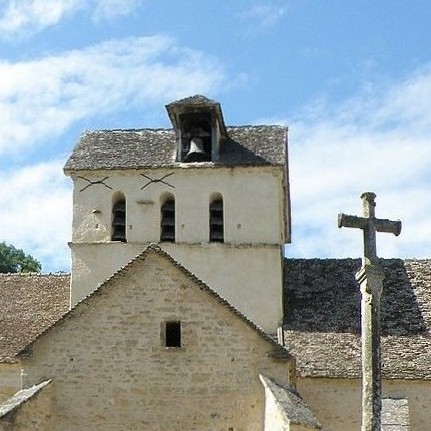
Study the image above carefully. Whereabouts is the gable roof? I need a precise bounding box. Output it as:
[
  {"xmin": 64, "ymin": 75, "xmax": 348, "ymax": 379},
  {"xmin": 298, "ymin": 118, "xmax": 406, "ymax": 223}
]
[
  {"xmin": 18, "ymin": 244, "xmax": 290, "ymax": 361},
  {"xmin": 283, "ymin": 258, "xmax": 431, "ymax": 379},
  {"xmin": 0, "ymin": 273, "xmax": 69, "ymax": 362},
  {"xmin": 63, "ymin": 125, "xmax": 287, "ymax": 172},
  {"xmin": 4, "ymin": 256, "xmax": 431, "ymax": 380},
  {"xmin": 165, "ymin": 94, "xmax": 228, "ymax": 139}
]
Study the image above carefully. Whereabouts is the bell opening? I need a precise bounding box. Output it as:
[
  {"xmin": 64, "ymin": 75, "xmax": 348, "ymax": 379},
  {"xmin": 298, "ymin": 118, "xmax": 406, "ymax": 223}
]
[{"xmin": 180, "ymin": 113, "xmax": 212, "ymax": 162}]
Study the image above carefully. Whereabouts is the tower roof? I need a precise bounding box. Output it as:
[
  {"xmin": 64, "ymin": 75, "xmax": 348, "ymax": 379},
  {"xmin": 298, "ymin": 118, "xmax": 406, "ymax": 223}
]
[
  {"xmin": 165, "ymin": 94, "xmax": 228, "ymax": 140},
  {"xmin": 64, "ymin": 125, "xmax": 287, "ymax": 172}
]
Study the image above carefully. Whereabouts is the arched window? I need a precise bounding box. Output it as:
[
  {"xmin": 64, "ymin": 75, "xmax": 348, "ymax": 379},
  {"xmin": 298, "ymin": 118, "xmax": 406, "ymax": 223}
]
[
  {"xmin": 111, "ymin": 193, "xmax": 126, "ymax": 242},
  {"xmin": 160, "ymin": 194, "xmax": 175, "ymax": 242},
  {"xmin": 209, "ymin": 194, "xmax": 224, "ymax": 242}
]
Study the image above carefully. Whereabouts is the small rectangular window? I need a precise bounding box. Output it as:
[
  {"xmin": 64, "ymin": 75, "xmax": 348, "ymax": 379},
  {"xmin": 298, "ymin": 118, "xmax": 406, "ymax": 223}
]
[{"xmin": 165, "ymin": 321, "xmax": 181, "ymax": 348}]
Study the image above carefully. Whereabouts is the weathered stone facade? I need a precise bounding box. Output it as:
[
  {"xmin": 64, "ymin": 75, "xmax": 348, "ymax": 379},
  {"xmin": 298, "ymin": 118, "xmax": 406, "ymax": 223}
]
[
  {"xmin": 297, "ymin": 378, "xmax": 428, "ymax": 430},
  {"xmin": 5, "ymin": 248, "xmax": 293, "ymax": 430}
]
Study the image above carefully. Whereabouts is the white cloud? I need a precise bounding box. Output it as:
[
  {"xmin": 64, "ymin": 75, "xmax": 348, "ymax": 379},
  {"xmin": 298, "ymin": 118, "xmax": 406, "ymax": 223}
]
[
  {"xmin": 240, "ymin": 2, "xmax": 288, "ymax": 29},
  {"xmin": 0, "ymin": 34, "xmax": 229, "ymax": 272},
  {"xmin": 0, "ymin": 160, "xmax": 72, "ymax": 272},
  {"xmin": 0, "ymin": 0, "xmax": 141, "ymax": 37},
  {"xmin": 0, "ymin": 35, "xmax": 227, "ymax": 157},
  {"xmin": 0, "ymin": 0, "xmax": 83, "ymax": 36},
  {"xmin": 92, "ymin": 0, "xmax": 140, "ymax": 21},
  {"xmin": 286, "ymin": 65, "xmax": 431, "ymax": 259}
]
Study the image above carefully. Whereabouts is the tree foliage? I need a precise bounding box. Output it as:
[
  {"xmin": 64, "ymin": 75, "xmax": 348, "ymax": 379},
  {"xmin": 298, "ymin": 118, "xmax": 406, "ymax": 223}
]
[{"xmin": 0, "ymin": 242, "xmax": 42, "ymax": 273}]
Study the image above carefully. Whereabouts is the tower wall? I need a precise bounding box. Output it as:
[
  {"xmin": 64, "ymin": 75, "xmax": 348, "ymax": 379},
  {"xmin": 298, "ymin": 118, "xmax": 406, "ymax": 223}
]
[
  {"xmin": 71, "ymin": 167, "xmax": 286, "ymax": 245},
  {"xmin": 69, "ymin": 167, "xmax": 287, "ymax": 332}
]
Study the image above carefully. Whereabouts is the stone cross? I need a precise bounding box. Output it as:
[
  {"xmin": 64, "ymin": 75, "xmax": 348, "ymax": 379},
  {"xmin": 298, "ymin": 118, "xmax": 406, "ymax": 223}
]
[
  {"xmin": 338, "ymin": 192, "xmax": 401, "ymax": 431},
  {"xmin": 338, "ymin": 192, "xmax": 401, "ymax": 266}
]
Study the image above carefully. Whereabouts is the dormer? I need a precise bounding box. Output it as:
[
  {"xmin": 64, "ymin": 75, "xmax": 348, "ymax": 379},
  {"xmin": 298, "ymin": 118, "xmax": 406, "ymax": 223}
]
[{"xmin": 166, "ymin": 95, "xmax": 228, "ymax": 163}]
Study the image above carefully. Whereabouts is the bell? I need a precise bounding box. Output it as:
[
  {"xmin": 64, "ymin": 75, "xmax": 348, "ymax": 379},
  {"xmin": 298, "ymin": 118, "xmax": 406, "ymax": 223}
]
[{"xmin": 185, "ymin": 137, "xmax": 209, "ymax": 162}]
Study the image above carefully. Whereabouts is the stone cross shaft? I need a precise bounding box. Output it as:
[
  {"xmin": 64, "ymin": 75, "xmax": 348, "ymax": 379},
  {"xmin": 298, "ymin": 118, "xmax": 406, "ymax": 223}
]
[{"xmin": 338, "ymin": 192, "xmax": 401, "ymax": 431}]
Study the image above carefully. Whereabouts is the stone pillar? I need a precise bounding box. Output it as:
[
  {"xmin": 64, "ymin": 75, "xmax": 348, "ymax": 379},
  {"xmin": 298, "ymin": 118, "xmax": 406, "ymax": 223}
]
[{"xmin": 356, "ymin": 264, "xmax": 385, "ymax": 431}]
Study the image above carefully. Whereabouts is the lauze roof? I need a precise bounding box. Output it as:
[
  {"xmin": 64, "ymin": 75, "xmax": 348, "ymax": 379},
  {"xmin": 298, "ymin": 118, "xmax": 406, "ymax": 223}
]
[
  {"xmin": 284, "ymin": 258, "xmax": 431, "ymax": 379},
  {"xmin": 0, "ymin": 274, "xmax": 69, "ymax": 362},
  {"xmin": 63, "ymin": 125, "xmax": 287, "ymax": 172}
]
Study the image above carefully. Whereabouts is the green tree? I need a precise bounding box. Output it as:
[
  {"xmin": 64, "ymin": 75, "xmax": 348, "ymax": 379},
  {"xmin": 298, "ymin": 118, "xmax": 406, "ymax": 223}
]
[{"xmin": 0, "ymin": 242, "xmax": 41, "ymax": 273}]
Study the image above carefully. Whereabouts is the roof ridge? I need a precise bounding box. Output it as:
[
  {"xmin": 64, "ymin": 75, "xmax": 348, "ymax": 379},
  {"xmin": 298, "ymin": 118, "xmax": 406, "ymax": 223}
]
[
  {"xmin": 82, "ymin": 125, "xmax": 286, "ymax": 134},
  {"xmin": 84, "ymin": 128, "xmax": 174, "ymax": 133},
  {"xmin": 0, "ymin": 272, "xmax": 70, "ymax": 277},
  {"xmin": 285, "ymin": 257, "xmax": 431, "ymax": 263}
]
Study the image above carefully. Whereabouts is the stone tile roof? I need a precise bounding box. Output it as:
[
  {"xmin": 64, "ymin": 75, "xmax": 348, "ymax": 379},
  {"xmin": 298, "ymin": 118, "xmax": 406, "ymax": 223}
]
[
  {"xmin": 0, "ymin": 274, "xmax": 70, "ymax": 362},
  {"xmin": 63, "ymin": 125, "xmax": 287, "ymax": 172},
  {"xmin": 167, "ymin": 94, "xmax": 217, "ymax": 107},
  {"xmin": 165, "ymin": 95, "xmax": 228, "ymax": 139},
  {"xmin": 283, "ymin": 258, "xmax": 431, "ymax": 379},
  {"xmin": 0, "ymin": 380, "xmax": 51, "ymax": 419}
]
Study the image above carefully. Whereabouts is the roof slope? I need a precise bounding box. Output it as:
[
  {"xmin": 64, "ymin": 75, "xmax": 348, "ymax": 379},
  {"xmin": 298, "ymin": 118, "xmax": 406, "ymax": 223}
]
[
  {"xmin": 283, "ymin": 258, "xmax": 431, "ymax": 379},
  {"xmin": 0, "ymin": 274, "xmax": 70, "ymax": 362},
  {"xmin": 63, "ymin": 125, "xmax": 287, "ymax": 171}
]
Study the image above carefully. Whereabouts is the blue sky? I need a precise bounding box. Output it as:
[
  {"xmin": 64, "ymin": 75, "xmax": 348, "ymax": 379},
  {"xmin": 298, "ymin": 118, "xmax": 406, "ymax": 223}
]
[{"xmin": 0, "ymin": 0, "xmax": 430, "ymax": 272}]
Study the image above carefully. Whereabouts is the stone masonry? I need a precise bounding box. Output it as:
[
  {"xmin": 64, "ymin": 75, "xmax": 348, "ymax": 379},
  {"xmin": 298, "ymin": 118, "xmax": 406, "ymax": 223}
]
[{"xmin": 7, "ymin": 248, "xmax": 292, "ymax": 430}]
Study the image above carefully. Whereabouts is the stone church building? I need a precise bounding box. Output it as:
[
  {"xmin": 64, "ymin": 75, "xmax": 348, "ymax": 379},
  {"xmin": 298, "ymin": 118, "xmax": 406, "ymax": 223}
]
[{"xmin": 0, "ymin": 96, "xmax": 430, "ymax": 429}]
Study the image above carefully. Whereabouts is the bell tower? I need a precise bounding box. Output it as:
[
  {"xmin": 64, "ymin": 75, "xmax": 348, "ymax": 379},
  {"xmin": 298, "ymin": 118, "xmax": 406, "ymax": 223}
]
[{"xmin": 64, "ymin": 95, "xmax": 290, "ymax": 333}]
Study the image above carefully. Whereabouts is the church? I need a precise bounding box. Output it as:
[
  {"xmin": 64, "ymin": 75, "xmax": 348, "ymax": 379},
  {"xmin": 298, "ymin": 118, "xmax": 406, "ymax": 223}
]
[{"xmin": 0, "ymin": 95, "xmax": 429, "ymax": 430}]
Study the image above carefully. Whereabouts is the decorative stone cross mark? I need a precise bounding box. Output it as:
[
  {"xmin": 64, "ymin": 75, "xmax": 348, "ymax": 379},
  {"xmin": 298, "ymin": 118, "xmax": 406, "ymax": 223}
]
[{"xmin": 338, "ymin": 192, "xmax": 401, "ymax": 265}]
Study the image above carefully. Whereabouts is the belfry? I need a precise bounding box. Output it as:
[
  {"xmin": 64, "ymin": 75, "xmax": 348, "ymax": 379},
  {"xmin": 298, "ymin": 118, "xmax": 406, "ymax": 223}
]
[{"xmin": 64, "ymin": 95, "xmax": 290, "ymax": 332}]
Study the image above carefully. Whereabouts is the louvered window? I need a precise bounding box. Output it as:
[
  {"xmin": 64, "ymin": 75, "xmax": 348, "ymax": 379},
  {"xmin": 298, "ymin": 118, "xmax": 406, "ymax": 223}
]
[
  {"xmin": 209, "ymin": 198, "xmax": 224, "ymax": 242},
  {"xmin": 111, "ymin": 198, "xmax": 126, "ymax": 242},
  {"xmin": 161, "ymin": 197, "xmax": 175, "ymax": 242}
]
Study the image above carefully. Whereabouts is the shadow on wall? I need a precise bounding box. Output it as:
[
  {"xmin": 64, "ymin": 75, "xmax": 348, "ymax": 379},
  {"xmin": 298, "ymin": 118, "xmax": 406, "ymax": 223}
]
[{"xmin": 283, "ymin": 258, "xmax": 428, "ymax": 336}]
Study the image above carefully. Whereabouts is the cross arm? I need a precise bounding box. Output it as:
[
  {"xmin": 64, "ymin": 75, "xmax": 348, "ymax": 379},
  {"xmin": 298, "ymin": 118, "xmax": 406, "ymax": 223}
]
[
  {"xmin": 338, "ymin": 214, "xmax": 401, "ymax": 236},
  {"xmin": 338, "ymin": 213, "xmax": 367, "ymax": 229},
  {"xmin": 373, "ymin": 218, "xmax": 402, "ymax": 236}
]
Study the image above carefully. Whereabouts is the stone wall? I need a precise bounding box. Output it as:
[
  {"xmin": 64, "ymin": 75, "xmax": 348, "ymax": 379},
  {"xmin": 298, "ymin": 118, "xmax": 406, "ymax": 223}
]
[
  {"xmin": 12, "ymin": 250, "xmax": 291, "ymax": 430},
  {"xmin": 297, "ymin": 377, "xmax": 431, "ymax": 431},
  {"xmin": 71, "ymin": 242, "xmax": 284, "ymax": 333},
  {"xmin": 0, "ymin": 364, "xmax": 21, "ymax": 398},
  {"xmin": 69, "ymin": 166, "xmax": 286, "ymax": 333},
  {"xmin": 70, "ymin": 167, "xmax": 286, "ymax": 245}
]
